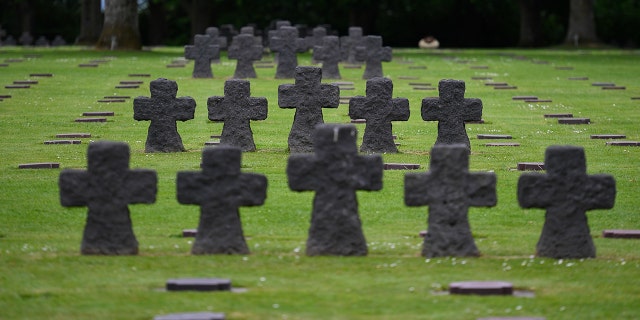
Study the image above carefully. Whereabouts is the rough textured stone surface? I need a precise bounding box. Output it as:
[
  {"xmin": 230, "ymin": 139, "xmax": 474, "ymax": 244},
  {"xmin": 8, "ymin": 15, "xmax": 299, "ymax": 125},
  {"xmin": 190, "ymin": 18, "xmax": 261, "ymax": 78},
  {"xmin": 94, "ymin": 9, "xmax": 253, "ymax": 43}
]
[
  {"xmin": 278, "ymin": 66, "xmax": 339, "ymax": 153},
  {"xmin": 355, "ymin": 35, "xmax": 392, "ymax": 79},
  {"xmin": 518, "ymin": 145, "xmax": 616, "ymax": 259},
  {"xmin": 205, "ymin": 27, "xmax": 228, "ymax": 50},
  {"xmin": 349, "ymin": 77, "xmax": 409, "ymax": 153},
  {"xmin": 208, "ymin": 79, "xmax": 267, "ymax": 151},
  {"xmin": 449, "ymin": 281, "xmax": 513, "ymax": 295},
  {"xmin": 228, "ymin": 33, "xmax": 262, "ymax": 79},
  {"xmin": 177, "ymin": 147, "xmax": 267, "ymax": 254},
  {"xmin": 422, "ymin": 79, "xmax": 483, "ymax": 151},
  {"xmin": 313, "ymin": 36, "xmax": 342, "ymax": 79},
  {"xmin": 166, "ymin": 278, "xmax": 231, "ymax": 291},
  {"xmin": 134, "ymin": 78, "xmax": 196, "ymax": 153},
  {"xmin": 184, "ymin": 34, "xmax": 220, "ymax": 78},
  {"xmin": 287, "ymin": 124, "xmax": 382, "ymax": 256},
  {"xmin": 270, "ymin": 26, "xmax": 308, "ymax": 78},
  {"xmin": 340, "ymin": 27, "xmax": 364, "ymax": 64},
  {"xmin": 405, "ymin": 144, "xmax": 496, "ymax": 257},
  {"xmin": 59, "ymin": 141, "xmax": 157, "ymax": 255}
]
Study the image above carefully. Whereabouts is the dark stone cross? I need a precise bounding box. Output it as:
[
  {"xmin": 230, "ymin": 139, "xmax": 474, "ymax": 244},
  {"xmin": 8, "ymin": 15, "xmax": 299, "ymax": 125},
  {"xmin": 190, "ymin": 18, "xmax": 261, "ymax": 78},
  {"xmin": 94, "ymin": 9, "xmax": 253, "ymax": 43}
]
[
  {"xmin": 59, "ymin": 141, "xmax": 157, "ymax": 255},
  {"xmin": 355, "ymin": 35, "xmax": 392, "ymax": 79},
  {"xmin": 278, "ymin": 66, "xmax": 339, "ymax": 153},
  {"xmin": 421, "ymin": 79, "xmax": 483, "ymax": 151},
  {"xmin": 207, "ymin": 79, "xmax": 268, "ymax": 151},
  {"xmin": 228, "ymin": 33, "xmax": 263, "ymax": 79},
  {"xmin": 205, "ymin": 27, "xmax": 228, "ymax": 50},
  {"xmin": 287, "ymin": 124, "xmax": 383, "ymax": 256},
  {"xmin": 184, "ymin": 34, "xmax": 220, "ymax": 78},
  {"xmin": 518, "ymin": 145, "xmax": 616, "ymax": 259},
  {"xmin": 405, "ymin": 144, "xmax": 496, "ymax": 257},
  {"xmin": 270, "ymin": 26, "xmax": 308, "ymax": 78},
  {"xmin": 340, "ymin": 27, "xmax": 364, "ymax": 64},
  {"xmin": 349, "ymin": 77, "xmax": 409, "ymax": 153},
  {"xmin": 19, "ymin": 31, "xmax": 33, "ymax": 46},
  {"xmin": 177, "ymin": 146, "xmax": 267, "ymax": 255},
  {"xmin": 133, "ymin": 78, "xmax": 196, "ymax": 153},
  {"xmin": 313, "ymin": 35, "xmax": 342, "ymax": 79}
]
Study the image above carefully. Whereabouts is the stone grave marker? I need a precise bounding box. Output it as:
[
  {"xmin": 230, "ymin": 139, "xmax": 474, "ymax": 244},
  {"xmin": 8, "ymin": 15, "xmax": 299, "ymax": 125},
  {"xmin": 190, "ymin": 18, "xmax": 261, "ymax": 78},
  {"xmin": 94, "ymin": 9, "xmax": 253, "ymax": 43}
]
[
  {"xmin": 19, "ymin": 162, "xmax": 60, "ymax": 169},
  {"xmin": 606, "ymin": 141, "xmax": 640, "ymax": 146},
  {"xmin": 590, "ymin": 134, "xmax": 626, "ymax": 139},
  {"xmin": 205, "ymin": 27, "xmax": 228, "ymax": 51},
  {"xmin": 56, "ymin": 133, "xmax": 90, "ymax": 138},
  {"xmin": 340, "ymin": 27, "xmax": 364, "ymax": 64},
  {"xmin": 3, "ymin": 35, "xmax": 16, "ymax": 46},
  {"xmin": 449, "ymin": 281, "xmax": 513, "ymax": 295},
  {"xmin": 568, "ymin": 77, "xmax": 589, "ymax": 80},
  {"xmin": 544, "ymin": 113, "xmax": 573, "ymax": 118},
  {"xmin": 207, "ymin": 79, "xmax": 267, "ymax": 151},
  {"xmin": 51, "ymin": 35, "xmax": 66, "ymax": 46},
  {"xmin": 602, "ymin": 230, "xmax": 640, "ymax": 239},
  {"xmin": 44, "ymin": 140, "xmax": 80, "ymax": 145},
  {"xmin": 184, "ymin": 34, "xmax": 220, "ymax": 78},
  {"xmin": 313, "ymin": 35, "xmax": 342, "ymax": 79},
  {"xmin": 306, "ymin": 26, "xmax": 327, "ymax": 53},
  {"xmin": 558, "ymin": 117, "xmax": 590, "ymax": 124},
  {"xmin": 35, "ymin": 36, "xmax": 49, "ymax": 46},
  {"xmin": 349, "ymin": 77, "xmax": 409, "ymax": 153},
  {"xmin": 18, "ymin": 32, "xmax": 33, "ymax": 46},
  {"xmin": 485, "ymin": 142, "xmax": 520, "ymax": 147},
  {"xmin": 82, "ymin": 111, "xmax": 114, "ymax": 117},
  {"xmin": 477, "ymin": 134, "xmax": 512, "ymax": 139},
  {"xmin": 75, "ymin": 117, "xmax": 106, "ymax": 123},
  {"xmin": 278, "ymin": 66, "xmax": 339, "ymax": 153},
  {"xmin": 405, "ymin": 144, "xmax": 497, "ymax": 257},
  {"xmin": 166, "ymin": 278, "xmax": 231, "ymax": 291},
  {"xmin": 228, "ymin": 33, "xmax": 263, "ymax": 79},
  {"xmin": 517, "ymin": 162, "xmax": 545, "ymax": 171},
  {"xmin": 288, "ymin": 124, "xmax": 382, "ymax": 256},
  {"xmin": 518, "ymin": 145, "xmax": 616, "ymax": 258},
  {"xmin": 270, "ymin": 26, "xmax": 308, "ymax": 78},
  {"xmin": 355, "ymin": 35, "xmax": 392, "ymax": 79},
  {"xmin": 422, "ymin": 79, "xmax": 483, "ymax": 151},
  {"xmin": 177, "ymin": 146, "xmax": 267, "ymax": 254},
  {"xmin": 154, "ymin": 312, "xmax": 225, "ymax": 320},
  {"xmin": 133, "ymin": 78, "xmax": 196, "ymax": 152},
  {"xmin": 59, "ymin": 141, "xmax": 157, "ymax": 255}
]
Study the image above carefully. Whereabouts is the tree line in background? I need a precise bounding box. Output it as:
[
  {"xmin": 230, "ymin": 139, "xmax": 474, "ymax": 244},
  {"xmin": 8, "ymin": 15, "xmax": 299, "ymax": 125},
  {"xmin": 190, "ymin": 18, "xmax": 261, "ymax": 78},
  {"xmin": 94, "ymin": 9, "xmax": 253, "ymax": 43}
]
[{"xmin": 1, "ymin": 0, "xmax": 638, "ymax": 49}]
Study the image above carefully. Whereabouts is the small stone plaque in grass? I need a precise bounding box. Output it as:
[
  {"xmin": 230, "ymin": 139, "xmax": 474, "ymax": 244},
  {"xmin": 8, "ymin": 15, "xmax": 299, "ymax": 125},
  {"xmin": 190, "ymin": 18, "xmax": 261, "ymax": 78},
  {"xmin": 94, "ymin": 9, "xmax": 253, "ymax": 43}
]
[
  {"xmin": 544, "ymin": 113, "xmax": 572, "ymax": 118},
  {"xmin": 568, "ymin": 77, "xmax": 588, "ymax": 80},
  {"xmin": 104, "ymin": 95, "xmax": 130, "ymax": 99},
  {"xmin": 5, "ymin": 58, "xmax": 24, "ymax": 63},
  {"xmin": 413, "ymin": 87, "xmax": 435, "ymax": 90},
  {"xmin": 75, "ymin": 117, "xmax": 107, "ymax": 123},
  {"xmin": 254, "ymin": 65, "xmax": 274, "ymax": 69},
  {"xmin": 558, "ymin": 117, "xmax": 590, "ymax": 124},
  {"xmin": 470, "ymin": 66, "xmax": 489, "ymax": 69},
  {"xmin": 485, "ymin": 82, "xmax": 508, "ymax": 86},
  {"xmin": 494, "ymin": 86, "xmax": 517, "ymax": 90},
  {"xmin": 331, "ymin": 82, "xmax": 354, "ymax": 86},
  {"xmin": 383, "ymin": 163, "xmax": 420, "ymax": 170},
  {"xmin": 128, "ymin": 73, "xmax": 151, "ymax": 77},
  {"xmin": 166, "ymin": 64, "xmax": 186, "ymax": 68},
  {"xmin": 0, "ymin": 95, "xmax": 11, "ymax": 99},
  {"xmin": 18, "ymin": 162, "xmax": 60, "ymax": 169},
  {"xmin": 120, "ymin": 81, "xmax": 143, "ymax": 85},
  {"xmin": 210, "ymin": 135, "xmax": 222, "ymax": 139},
  {"xmin": 477, "ymin": 134, "xmax": 512, "ymax": 139},
  {"xmin": 44, "ymin": 140, "xmax": 81, "ymax": 145},
  {"xmin": 0, "ymin": 63, "xmax": 8, "ymax": 67},
  {"xmin": 339, "ymin": 87, "xmax": 355, "ymax": 91},
  {"xmin": 485, "ymin": 143, "xmax": 520, "ymax": 147},
  {"xmin": 409, "ymin": 82, "xmax": 431, "ymax": 86},
  {"xmin": 166, "ymin": 278, "xmax": 232, "ymax": 291},
  {"xmin": 115, "ymin": 84, "xmax": 139, "ymax": 89},
  {"xmin": 98, "ymin": 99, "xmax": 126, "ymax": 103},
  {"xmin": 343, "ymin": 65, "xmax": 362, "ymax": 69},
  {"xmin": 471, "ymin": 77, "xmax": 492, "ymax": 80},
  {"xmin": 602, "ymin": 229, "xmax": 640, "ymax": 239},
  {"xmin": 14, "ymin": 80, "xmax": 38, "ymax": 85},
  {"xmin": 590, "ymin": 134, "xmax": 626, "ymax": 139},
  {"xmin": 78, "ymin": 63, "xmax": 98, "ymax": 67},
  {"xmin": 351, "ymin": 119, "xmax": 366, "ymax": 124},
  {"xmin": 591, "ymin": 82, "xmax": 615, "ymax": 86},
  {"xmin": 29, "ymin": 73, "xmax": 53, "ymax": 77},
  {"xmin": 524, "ymin": 99, "xmax": 552, "ymax": 103},
  {"xmin": 5, "ymin": 85, "xmax": 30, "ymax": 89},
  {"xmin": 512, "ymin": 96, "xmax": 537, "ymax": 100},
  {"xmin": 154, "ymin": 312, "xmax": 226, "ymax": 320},
  {"xmin": 602, "ymin": 86, "xmax": 626, "ymax": 90},
  {"xmin": 182, "ymin": 229, "xmax": 197, "ymax": 237},
  {"xmin": 517, "ymin": 162, "xmax": 545, "ymax": 171},
  {"xmin": 82, "ymin": 111, "xmax": 114, "ymax": 116},
  {"xmin": 606, "ymin": 141, "xmax": 640, "ymax": 146},
  {"xmin": 631, "ymin": 97, "xmax": 640, "ymax": 100},
  {"xmin": 449, "ymin": 281, "xmax": 513, "ymax": 295},
  {"xmin": 204, "ymin": 141, "xmax": 220, "ymax": 146},
  {"xmin": 56, "ymin": 133, "xmax": 91, "ymax": 138}
]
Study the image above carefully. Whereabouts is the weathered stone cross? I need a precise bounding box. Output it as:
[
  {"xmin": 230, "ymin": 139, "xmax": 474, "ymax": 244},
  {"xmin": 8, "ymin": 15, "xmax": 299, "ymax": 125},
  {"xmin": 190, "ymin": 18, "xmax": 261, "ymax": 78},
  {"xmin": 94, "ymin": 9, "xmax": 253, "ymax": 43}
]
[
  {"xmin": 177, "ymin": 146, "xmax": 267, "ymax": 255},
  {"xmin": 184, "ymin": 34, "xmax": 220, "ymax": 78},
  {"xmin": 205, "ymin": 27, "xmax": 228, "ymax": 51},
  {"xmin": 349, "ymin": 77, "xmax": 409, "ymax": 153},
  {"xmin": 59, "ymin": 141, "xmax": 157, "ymax": 255},
  {"xmin": 228, "ymin": 33, "xmax": 263, "ymax": 79},
  {"xmin": 421, "ymin": 79, "xmax": 482, "ymax": 151},
  {"xmin": 340, "ymin": 26, "xmax": 364, "ymax": 64},
  {"xmin": 208, "ymin": 79, "xmax": 268, "ymax": 151},
  {"xmin": 270, "ymin": 26, "xmax": 308, "ymax": 78},
  {"xmin": 278, "ymin": 66, "xmax": 339, "ymax": 153},
  {"xmin": 518, "ymin": 145, "xmax": 616, "ymax": 259},
  {"xmin": 313, "ymin": 35, "xmax": 342, "ymax": 79},
  {"xmin": 405, "ymin": 144, "xmax": 496, "ymax": 257},
  {"xmin": 133, "ymin": 78, "xmax": 196, "ymax": 153},
  {"xmin": 355, "ymin": 35, "xmax": 392, "ymax": 79},
  {"xmin": 287, "ymin": 124, "xmax": 383, "ymax": 256}
]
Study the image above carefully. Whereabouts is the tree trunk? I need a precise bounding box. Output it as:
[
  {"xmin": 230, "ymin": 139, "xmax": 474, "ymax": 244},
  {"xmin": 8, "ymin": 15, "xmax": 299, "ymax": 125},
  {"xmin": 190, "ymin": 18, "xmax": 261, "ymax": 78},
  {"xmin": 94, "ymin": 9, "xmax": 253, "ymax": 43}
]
[
  {"xmin": 565, "ymin": 0, "xmax": 599, "ymax": 46},
  {"xmin": 20, "ymin": 0, "xmax": 34, "ymax": 35},
  {"xmin": 96, "ymin": 0, "xmax": 141, "ymax": 50},
  {"xmin": 147, "ymin": 1, "xmax": 168, "ymax": 46},
  {"xmin": 518, "ymin": 0, "xmax": 542, "ymax": 47},
  {"xmin": 183, "ymin": 0, "xmax": 215, "ymax": 41},
  {"xmin": 77, "ymin": 0, "xmax": 103, "ymax": 45}
]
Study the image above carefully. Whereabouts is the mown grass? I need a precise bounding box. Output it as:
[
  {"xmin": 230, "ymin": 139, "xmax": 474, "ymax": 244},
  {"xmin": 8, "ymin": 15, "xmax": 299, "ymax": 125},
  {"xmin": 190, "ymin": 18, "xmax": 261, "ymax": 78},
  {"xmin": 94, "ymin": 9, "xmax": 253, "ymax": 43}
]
[{"xmin": 0, "ymin": 46, "xmax": 639, "ymax": 319}]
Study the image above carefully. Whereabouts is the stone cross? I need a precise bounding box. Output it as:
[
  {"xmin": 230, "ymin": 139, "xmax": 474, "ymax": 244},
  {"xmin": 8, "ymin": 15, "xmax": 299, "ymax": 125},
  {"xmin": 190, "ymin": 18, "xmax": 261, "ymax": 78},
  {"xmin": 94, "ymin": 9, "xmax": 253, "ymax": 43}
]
[
  {"xmin": 307, "ymin": 26, "xmax": 327, "ymax": 64},
  {"xmin": 59, "ymin": 141, "xmax": 157, "ymax": 255},
  {"xmin": 287, "ymin": 124, "xmax": 383, "ymax": 256},
  {"xmin": 228, "ymin": 33, "xmax": 263, "ymax": 79},
  {"xmin": 133, "ymin": 78, "xmax": 196, "ymax": 153},
  {"xmin": 421, "ymin": 79, "xmax": 482, "ymax": 151},
  {"xmin": 349, "ymin": 77, "xmax": 409, "ymax": 153},
  {"xmin": 177, "ymin": 146, "xmax": 267, "ymax": 255},
  {"xmin": 518, "ymin": 145, "xmax": 616, "ymax": 259},
  {"xmin": 355, "ymin": 35, "xmax": 392, "ymax": 79},
  {"xmin": 19, "ymin": 31, "xmax": 33, "ymax": 46},
  {"xmin": 278, "ymin": 66, "xmax": 339, "ymax": 153},
  {"xmin": 405, "ymin": 144, "xmax": 496, "ymax": 257},
  {"xmin": 184, "ymin": 34, "xmax": 220, "ymax": 78},
  {"xmin": 205, "ymin": 27, "xmax": 228, "ymax": 50},
  {"xmin": 340, "ymin": 27, "xmax": 364, "ymax": 64},
  {"xmin": 270, "ymin": 26, "xmax": 308, "ymax": 78},
  {"xmin": 207, "ymin": 79, "xmax": 268, "ymax": 151},
  {"xmin": 313, "ymin": 36, "xmax": 342, "ymax": 79}
]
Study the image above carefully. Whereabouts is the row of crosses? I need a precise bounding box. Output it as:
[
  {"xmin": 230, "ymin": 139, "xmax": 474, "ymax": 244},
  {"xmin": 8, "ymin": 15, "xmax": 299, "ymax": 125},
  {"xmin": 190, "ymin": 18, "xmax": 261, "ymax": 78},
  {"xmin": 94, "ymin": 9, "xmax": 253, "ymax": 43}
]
[
  {"xmin": 59, "ymin": 127, "xmax": 616, "ymax": 259},
  {"xmin": 133, "ymin": 67, "xmax": 481, "ymax": 155}
]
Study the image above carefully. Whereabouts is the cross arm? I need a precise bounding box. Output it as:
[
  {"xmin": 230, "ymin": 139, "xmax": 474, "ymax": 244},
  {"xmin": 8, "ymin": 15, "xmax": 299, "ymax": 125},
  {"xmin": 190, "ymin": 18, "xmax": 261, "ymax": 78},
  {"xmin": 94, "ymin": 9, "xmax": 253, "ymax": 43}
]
[
  {"xmin": 421, "ymin": 98, "xmax": 445, "ymax": 121},
  {"xmin": 517, "ymin": 173, "xmax": 553, "ymax": 208},
  {"xmin": 381, "ymin": 47, "xmax": 392, "ymax": 62},
  {"xmin": 404, "ymin": 172, "xmax": 434, "ymax": 206},
  {"xmin": 59, "ymin": 169, "xmax": 89, "ymax": 207},
  {"xmin": 176, "ymin": 171, "xmax": 207, "ymax": 205},
  {"xmin": 318, "ymin": 84, "xmax": 340, "ymax": 109},
  {"xmin": 585, "ymin": 174, "xmax": 616, "ymax": 210},
  {"xmin": 390, "ymin": 98, "xmax": 410, "ymax": 121},
  {"xmin": 466, "ymin": 172, "xmax": 497, "ymax": 207},
  {"xmin": 236, "ymin": 173, "xmax": 268, "ymax": 206},
  {"xmin": 174, "ymin": 97, "xmax": 197, "ymax": 121},
  {"xmin": 287, "ymin": 154, "xmax": 318, "ymax": 191},
  {"xmin": 125, "ymin": 169, "xmax": 157, "ymax": 204},
  {"xmin": 132, "ymin": 97, "xmax": 154, "ymax": 121},
  {"xmin": 463, "ymin": 98, "xmax": 483, "ymax": 121},
  {"xmin": 278, "ymin": 84, "xmax": 298, "ymax": 109},
  {"xmin": 296, "ymin": 38, "xmax": 310, "ymax": 52},
  {"xmin": 352, "ymin": 155, "xmax": 383, "ymax": 191},
  {"xmin": 207, "ymin": 96, "xmax": 225, "ymax": 121},
  {"xmin": 348, "ymin": 96, "xmax": 367, "ymax": 119},
  {"xmin": 249, "ymin": 97, "xmax": 268, "ymax": 121}
]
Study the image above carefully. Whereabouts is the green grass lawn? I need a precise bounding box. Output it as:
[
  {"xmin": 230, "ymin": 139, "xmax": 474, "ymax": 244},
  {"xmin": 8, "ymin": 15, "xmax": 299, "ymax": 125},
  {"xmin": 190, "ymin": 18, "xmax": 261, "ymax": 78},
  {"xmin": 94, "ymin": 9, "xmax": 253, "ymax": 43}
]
[{"xmin": 0, "ymin": 46, "xmax": 639, "ymax": 319}]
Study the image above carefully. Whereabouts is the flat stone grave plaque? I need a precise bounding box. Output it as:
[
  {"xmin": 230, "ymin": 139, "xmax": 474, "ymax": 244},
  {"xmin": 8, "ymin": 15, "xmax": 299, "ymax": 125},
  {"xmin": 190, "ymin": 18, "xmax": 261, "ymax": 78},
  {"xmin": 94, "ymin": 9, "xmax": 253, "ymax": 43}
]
[
  {"xmin": 29, "ymin": 73, "xmax": 53, "ymax": 77},
  {"xmin": 89, "ymin": 59, "xmax": 109, "ymax": 64},
  {"xmin": 254, "ymin": 64, "xmax": 273, "ymax": 69},
  {"xmin": 494, "ymin": 86, "xmax": 517, "ymax": 90},
  {"xmin": 472, "ymin": 77, "xmax": 492, "ymax": 80},
  {"xmin": 182, "ymin": 229, "xmax": 197, "ymax": 237},
  {"xmin": 485, "ymin": 143, "xmax": 520, "ymax": 147},
  {"xmin": 413, "ymin": 86, "xmax": 435, "ymax": 90},
  {"xmin": 129, "ymin": 73, "xmax": 151, "ymax": 77},
  {"xmin": 512, "ymin": 96, "xmax": 537, "ymax": 100},
  {"xmin": 470, "ymin": 66, "xmax": 489, "ymax": 69},
  {"xmin": 631, "ymin": 97, "xmax": 640, "ymax": 100},
  {"xmin": 14, "ymin": 80, "xmax": 38, "ymax": 85},
  {"xmin": 602, "ymin": 229, "xmax": 640, "ymax": 239},
  {"xmin": 204, "ymin": 141, "xmax": 220, "ymax": 146},
  {"xmin": 104, "ymin": 95, "xmax": 130, "ymax": 99},
  {"xmin": 544, "ymin": 113, "xmax": 573, "ymax": 118},
  {"xmin": 18, "ymin": 162, "xmax": 60, "ymax": 169},
  {"xmin": 166, "ymin": 64, "xmax": 186, "ymax": 68},
  {"xmin": 0, "ymin": 64, "xmax": 8, "ymax": 67},
  {"xmin": 56, "ymin": 133, "xmax": 90, "ymax": 138},
  {"xmin": 351, "ymin": 119, "xmax": 366, "ymax": 124},
  {"xmin": 568, "ymin": 77, "xmax": 589, "ymax": 80},
  {"xmin": 592, "ymin": 82, "xmax": 615, "ymax": 86},
  {"xmin": 485, "ymin": 82, "xmax": 508, "ymax": 86},
  {"xmin": 408, "ymin": 66, "xmax": 427, "ymax": 69},
  {"xmin": 78, "ymin": 63, "xmax": 99, "ymax": 67},
  {"xmin": 449, "ymin": 281, "xmax": 513, "ymax": 295},
  {"xmin": 606, "ymin": 141, "xmax": 640, "ymax": 146},
  {"xmin": 75, "ymin": 117, "xmax": 107, "ymax": 123},
  {"xmin": 343, "ymin": 65, "xmax": 362, "ymax": 69},
  {"xmin": 120, "ymin": 81, "xmax": 143, "ymax": 85},
  {"xmin": 590, "ymin": 134, "xmax": 626, "ymax": 139},
  {"xmin": 525, "ymin": 99, "xmax": 552, "ymax": 103},
  {"xmin": 210, "ymin": 135, "xmax": 222, "ymax": 139},
  {"xmin": 555, "ymin": 66, "xmax": 574, "ymax": 70},
  {"xmin": 5, "ymin": 58, "xmax": 24, "ymax": 63},
  {"xmin": 558, "ymin": 118, "xmax": 589, "ymax": 124},
  {"xmin": 477, "ymin": 134, "xmax": 512, "ymax": 139},
  {"xmin": 98, "ymin": 99, "xmax": 126, "ymax": 103},
  {"xmin": 602, "ymin": 86, "xmax": 626, "ymax": 90},
  {"xmin": 384, "ymin": 163, "xmax": 420, "ymax": 170},
  {"xmin": 44, "ymin": 140, "xmax": 81, "ymax": 144},
  {"xmin": 154, "ymin": 312, "xmax": 225, "ymax": 320},
  {"xmin": 115, "ymin": 84, "xmax": 139, "ymax": 89},
  {"xmin": 166, "ymin": 278, "xmax": 231, "ymax": 291},
  {"xmin": 0, "ymin": 95, "xmax": 12, "ymax": 99},
  {"xmin": 82, "ymin": 111, "xmax": 114, "ymax": 116},
  {"xmin": 517, "ymin": 162, "xmax": 545, "ymax": 171},
  {"xmin": 5, "ymin": 85, "xmax": 30, "ymax": 89}
]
